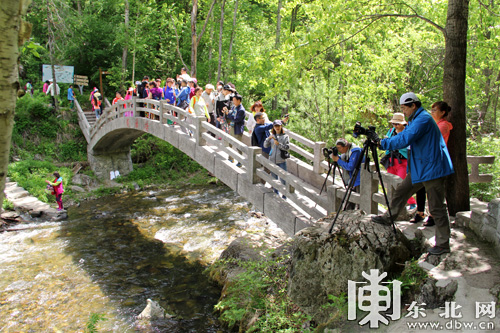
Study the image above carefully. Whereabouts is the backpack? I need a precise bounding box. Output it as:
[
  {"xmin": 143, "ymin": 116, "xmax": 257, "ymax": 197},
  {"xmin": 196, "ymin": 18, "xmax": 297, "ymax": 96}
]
[
  {"xmin": 94, "ymin": 92, "xmax": 102, "ymax": 101},
  {"xmin": 251, "ymin": 130, "xmax": 259, "ymax": 147}
]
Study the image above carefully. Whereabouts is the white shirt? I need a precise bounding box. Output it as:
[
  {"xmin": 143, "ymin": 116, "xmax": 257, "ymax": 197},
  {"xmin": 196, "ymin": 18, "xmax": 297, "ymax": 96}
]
[
  {"xmin": 46, "ymin": 83, "xmax": 60, "ymax": 96},
  {"xmin": 201, "ymin": 91, "xmax": 215, "ymax": 114}
]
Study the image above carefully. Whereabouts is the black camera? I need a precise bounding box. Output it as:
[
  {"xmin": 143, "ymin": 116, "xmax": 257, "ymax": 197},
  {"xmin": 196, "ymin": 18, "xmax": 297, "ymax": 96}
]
[
  {"xmin": 323, "ymin": 146, "xmax": 339, "ymax": 159},
  {"xmin": 353, "ymin": 121, "xmax": 376, "ymax": 138}
]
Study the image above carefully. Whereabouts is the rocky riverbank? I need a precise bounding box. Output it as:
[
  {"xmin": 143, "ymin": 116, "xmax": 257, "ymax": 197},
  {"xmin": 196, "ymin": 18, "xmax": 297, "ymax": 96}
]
[
  {"xmin": 210, "ymin": 210, "xmax": 500, "ymax": 331},
  {"xmin": 2, "ymin": 180, "xmax": 67, "ymax": 224}
]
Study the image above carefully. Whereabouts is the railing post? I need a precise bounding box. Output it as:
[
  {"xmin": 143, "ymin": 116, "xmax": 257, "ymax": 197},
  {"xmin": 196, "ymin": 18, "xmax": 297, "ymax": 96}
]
[
  {"xmin": 194, "ymin": 116, "xmax": 206, "ymax": 146},
  {"xmin": 247, "ymin": 147, "xmax": 262, "ymax": 183},
  {"xmin": 360, "ymin": 162, "xmax": 379, "ymax": 214},
  {"xmin": 326, "ymin": 184, "xmax": 341, "ymax": 214},
  {"xmin": 132, "ymin": 96, "xmax": 137, "ymax": 117},
  {"xmin": 159, "ymin": 101, "xmax": 164, "ymax": 124},
  {"xmin": 313, "ymin": 141, "xmax": 326, "ymax": 174}
]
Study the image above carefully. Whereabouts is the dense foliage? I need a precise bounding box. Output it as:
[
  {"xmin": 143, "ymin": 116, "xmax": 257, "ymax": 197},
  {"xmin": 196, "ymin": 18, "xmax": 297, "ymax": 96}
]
[{"xmin": 12, "ymin": 93, "xmax": 87, "ymax": 162}]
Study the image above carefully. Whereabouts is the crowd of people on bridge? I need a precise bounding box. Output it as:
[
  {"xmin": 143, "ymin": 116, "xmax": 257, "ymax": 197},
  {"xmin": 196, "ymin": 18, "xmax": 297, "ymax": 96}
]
[{"xmin": 102, "ymin": 69, "xmax": 292, "ymax": 194}]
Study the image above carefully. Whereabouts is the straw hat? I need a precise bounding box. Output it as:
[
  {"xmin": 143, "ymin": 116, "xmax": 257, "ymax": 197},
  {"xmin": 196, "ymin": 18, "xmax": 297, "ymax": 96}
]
[{"xmin": 389, "ymin": 113, "xmax": 407, "ymax": 125}]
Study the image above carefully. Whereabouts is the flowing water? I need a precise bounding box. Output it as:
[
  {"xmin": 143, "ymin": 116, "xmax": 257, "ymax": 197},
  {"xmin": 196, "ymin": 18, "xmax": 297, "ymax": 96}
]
[{"xmin": 0, "ymin": 184, "xmax": 276, "ymax": 332}]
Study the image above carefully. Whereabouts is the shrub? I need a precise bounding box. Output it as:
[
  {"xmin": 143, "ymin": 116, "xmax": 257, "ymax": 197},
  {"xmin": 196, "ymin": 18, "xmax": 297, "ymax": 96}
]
[
  {"xmin": 212, "ymin": 254, "xmax": 311, "ymax": 332},
  {"xmin": 2, "ymin": 199, "xmax": 14, "ymax": 211}
]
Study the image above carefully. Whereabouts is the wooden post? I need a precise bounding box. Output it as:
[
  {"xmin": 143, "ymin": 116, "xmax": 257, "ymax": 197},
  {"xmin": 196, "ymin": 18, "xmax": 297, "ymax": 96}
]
[
  {"xmin": 247, "ymin": 146, "xmax": 262, "ymax": 183},
  {"xmin": 359, "ymin": 162, "xmax": 378, "ymax": 214},
  {"xmin": 313, "ymin": 141, "xmax": 326, "ymax": 174}
]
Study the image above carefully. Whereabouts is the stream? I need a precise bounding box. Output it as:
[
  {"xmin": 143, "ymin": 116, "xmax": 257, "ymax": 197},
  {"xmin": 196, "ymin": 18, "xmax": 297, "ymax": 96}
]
[{"xmin": 0, "ymin": 184, "xmax": 277, "ymax": 332}]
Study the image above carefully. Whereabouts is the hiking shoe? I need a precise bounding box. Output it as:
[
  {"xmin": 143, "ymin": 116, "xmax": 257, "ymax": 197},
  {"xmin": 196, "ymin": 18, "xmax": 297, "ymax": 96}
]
[
  {"xmin": 428, "ymin": 246, "xmax": 450, "ymax": 255},
  {"xmin": 410, "ymin": 213, "xmax": 424, "ymax": 224},
  {"xmin": 423, "ymin": 216, "xmax": 435, "ymax": 226},
  {"xmin": 236, "ymin": 162, "xmax": 242, "ymax": 168},
  {"xmin": 371, "ymin": 215, "xmax": 392, "ymax": 226}
]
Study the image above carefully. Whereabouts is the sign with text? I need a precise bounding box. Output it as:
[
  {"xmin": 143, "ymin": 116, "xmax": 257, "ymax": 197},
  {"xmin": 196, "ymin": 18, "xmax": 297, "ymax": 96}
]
[
  {"xmin": 73, "ymin": 75, "xmax": 89, "ymax": 86},
  {"xmin": 42, "ymin": 65, "xmax": 75, "ymax": 83}
]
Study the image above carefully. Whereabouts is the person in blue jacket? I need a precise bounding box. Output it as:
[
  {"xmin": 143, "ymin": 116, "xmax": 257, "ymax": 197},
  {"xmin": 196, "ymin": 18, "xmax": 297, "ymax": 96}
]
[
  {"xmin": 253, "ymin": 112, "xmax": 290, "ymax": 183},
  {"xmin": 176, "ymin": 79, "xmax": 190, "ymax": 109},
  {"xmin": 223, "ymin": 94, "xmax": 246, "ymax": 166},
  {"xmin": 330, "ymin": 138, "xmax": 364, "ymax": 210},
  {"xmin": 368, "ymin": 92, "xmax": 454, "ymax": 256}
]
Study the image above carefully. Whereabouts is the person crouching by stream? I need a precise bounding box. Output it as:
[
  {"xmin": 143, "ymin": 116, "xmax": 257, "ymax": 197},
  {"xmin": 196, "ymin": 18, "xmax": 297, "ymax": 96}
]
[
  {"xmin": 264, "ymin": 120, "xmax": 290, "ymax": 199},
  {"xmin": 46, "ymin": 172, "xmax": 64, "ymax": 211}
]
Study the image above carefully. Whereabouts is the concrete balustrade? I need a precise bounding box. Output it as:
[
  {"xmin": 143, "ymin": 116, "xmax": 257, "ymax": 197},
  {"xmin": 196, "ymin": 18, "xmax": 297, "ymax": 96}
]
[{"xmin": 76, "ymin": 97, "xmax": 497, "ymax": 236}]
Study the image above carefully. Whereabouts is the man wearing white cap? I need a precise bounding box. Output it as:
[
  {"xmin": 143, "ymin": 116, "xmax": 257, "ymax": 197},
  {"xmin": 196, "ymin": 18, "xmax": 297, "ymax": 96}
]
[
  {"xmin": 368, "ymin": 92, "xmax": 454, "ymax": 256},
  {"xmin": 202, "ymin": 84, "xmax": 216, "ymax": 127},
  {"xmin": 45, "ymin": 79, "xmax": 60, "ymax": 107}
]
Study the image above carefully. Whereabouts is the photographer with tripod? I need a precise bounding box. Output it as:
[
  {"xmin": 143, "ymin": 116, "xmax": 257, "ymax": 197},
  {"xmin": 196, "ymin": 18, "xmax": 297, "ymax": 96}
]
[
  {"xmin": 329, "ymin": 138, "xmax": 364, "ymax": 210},
  {"xmin": 367, "ymin": 92, "xmax": 454, "ymax": 256}
]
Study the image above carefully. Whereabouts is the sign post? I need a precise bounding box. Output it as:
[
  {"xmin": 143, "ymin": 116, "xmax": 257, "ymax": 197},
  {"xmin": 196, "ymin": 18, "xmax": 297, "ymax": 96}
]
[{"xmin": 73, "ymin": 75, "xmax": 89, "ymax": 94}]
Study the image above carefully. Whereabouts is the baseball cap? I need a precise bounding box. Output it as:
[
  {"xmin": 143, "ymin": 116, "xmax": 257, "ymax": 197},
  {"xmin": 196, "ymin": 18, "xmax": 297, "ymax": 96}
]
[
  {"xmin": 273, "ymin": 119, "xmax": 283, "ymax": 126},
  {"xmin": 399, "ymin": 92, "xmax": 420, "ymax": 105},
  {"xmin": 205, "ymin": 84, "xmax": 214, "ymax": 90},
  {"xmin": 223, "ymin": 84, "xmax": 235, "ymax": 92},
  {"xmin": 335, "ymin": 138, "xmax": 348, "ymax": 147}
]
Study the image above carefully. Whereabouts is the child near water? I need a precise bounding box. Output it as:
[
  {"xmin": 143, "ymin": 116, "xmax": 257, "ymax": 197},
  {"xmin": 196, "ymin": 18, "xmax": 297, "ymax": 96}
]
[{"xmin": 46, "ymin": 172, "xmax": 64, "ymax": 211}]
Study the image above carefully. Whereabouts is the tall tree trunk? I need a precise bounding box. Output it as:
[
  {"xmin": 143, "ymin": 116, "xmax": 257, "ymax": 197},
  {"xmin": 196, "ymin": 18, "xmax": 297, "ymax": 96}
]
[
  {"xmin": 217, "ymin": 0, "xmax": 226, "ymax": 82},
  {"xmin": 121, "ymin": 0, "xmax": 129, "ymax": 90},
  {"xmin": 46, "ymin": 0, "xmax": 59, "ymax": 112},
  {"xmin": 191, "ymin": 0, "xmax": 198, "ymax": 77},
  {"xmin": 131, "ymin": 10, "xmax": 139, "ymax": 84},
  {"xmin": 226, "ymin": 0, "xmax": 238, "ymax": 68},
  {"xmin": 443, "ymin": 0, "xmax": 470, "ymax": 215},
  {"xmin": 76, "ymin": 0, "xmax": 81, "ymax": 15},
  {"xmin": 0, "ymin": 0, "xmax": 32, "ymax": 211},
  {"xmin": 207, "ymin": 15, "xmax": 215, "ymax": 82},
  {"xmin": 272, "ymin": 0, "xmax": 282, "ymax": 111}
]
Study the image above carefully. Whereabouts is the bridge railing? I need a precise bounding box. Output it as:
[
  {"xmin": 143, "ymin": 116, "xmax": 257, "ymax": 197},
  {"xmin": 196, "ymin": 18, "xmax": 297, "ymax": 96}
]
[
  {"xmin": 74, "ymin": 99, "xmax": 91, "ymax": 142},
  {"xmin": 88, "ymin": 97, "xmax": 496, "ymax": 220}
]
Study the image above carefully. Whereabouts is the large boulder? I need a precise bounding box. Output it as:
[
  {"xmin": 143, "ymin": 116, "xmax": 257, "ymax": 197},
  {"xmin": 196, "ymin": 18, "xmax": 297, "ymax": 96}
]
[
  {"xmin": 288, "ymin": 211, "xmax": 413, "ymax": 324},
  {"xmin": 71, "ymin": 174, "xmax": 97, "ymax": 187}
]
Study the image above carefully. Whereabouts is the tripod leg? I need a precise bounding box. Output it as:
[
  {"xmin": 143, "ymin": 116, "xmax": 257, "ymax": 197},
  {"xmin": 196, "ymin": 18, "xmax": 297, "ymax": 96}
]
[
  {"xmin": 319, "ymin": 162, "xmax": 334, "ymax": 195},
  {"xmin": 327, "ymin": 141, "xmax": 370, "ymax": 233},
  {"xmin": 370, "ymin": 144, "xmax": 397, "ymax": 235}
]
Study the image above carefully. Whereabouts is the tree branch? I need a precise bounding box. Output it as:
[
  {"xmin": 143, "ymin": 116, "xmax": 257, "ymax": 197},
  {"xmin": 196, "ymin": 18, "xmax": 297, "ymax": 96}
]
[
  {"xmin": 197, "ymin": 0, "xmax": 217, "ymax": 45},
  {"xmin": 361, "ymin": 14, "xmax": 445, "ymax": 33},
  {"xmin": 171, "ymin": 17, "xmax": 190, "ymax": 72},
  {"xmin": 477, "ymin": 0, "xmax": 500, "ymax": 17}
]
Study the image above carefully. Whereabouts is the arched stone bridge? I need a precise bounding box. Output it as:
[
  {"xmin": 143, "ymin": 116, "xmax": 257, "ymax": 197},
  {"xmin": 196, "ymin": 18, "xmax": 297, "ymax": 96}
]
[{"xmin": 74, "ymin": 98, "xmax": 495, "ymax": 236}]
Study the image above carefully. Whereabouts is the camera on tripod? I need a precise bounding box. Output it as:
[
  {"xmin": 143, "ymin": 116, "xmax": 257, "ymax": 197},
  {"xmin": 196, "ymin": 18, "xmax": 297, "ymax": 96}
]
[
  {"xmin": 322, "ymin": 146, "xmax": 339, "ymax": 159},
  {"xmin": 353, "ymin": 121, "xmax": 376, "ymax": 138}
]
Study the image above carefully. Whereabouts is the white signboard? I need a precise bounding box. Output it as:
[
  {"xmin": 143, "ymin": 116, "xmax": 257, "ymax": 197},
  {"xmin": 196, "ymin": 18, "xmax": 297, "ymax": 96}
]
[{"xmin": 42, "ymin": 65, "xmax": 75, "ymax": 83}]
